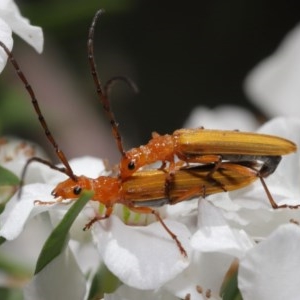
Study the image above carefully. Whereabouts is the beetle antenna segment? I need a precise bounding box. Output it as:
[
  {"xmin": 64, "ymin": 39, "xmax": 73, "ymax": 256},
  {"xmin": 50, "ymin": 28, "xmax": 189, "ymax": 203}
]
[
  {"xmin": 104, "ymin": 76, "xmax": 139, "ymax": 96},
  {"xmin": 87, "ymin": 9, "xmax": 126, "ymax": 157},
  {"xmin": 0, "ymin": 41, "xmax": 76, "ymax": 181},
  {"xmin": 18, "ymin": 156, "xmax": 76, "ymax": 198}
]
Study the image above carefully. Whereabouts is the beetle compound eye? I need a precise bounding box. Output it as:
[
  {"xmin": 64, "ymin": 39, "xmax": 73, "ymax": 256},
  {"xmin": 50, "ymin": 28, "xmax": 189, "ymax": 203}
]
[
  {"xmin": 73, "ymin": 186, "xmax": 82, "ymax": 195},
  {"xmin": 128, "ymin": 161, "xmax": 136, "ymax": 170}
]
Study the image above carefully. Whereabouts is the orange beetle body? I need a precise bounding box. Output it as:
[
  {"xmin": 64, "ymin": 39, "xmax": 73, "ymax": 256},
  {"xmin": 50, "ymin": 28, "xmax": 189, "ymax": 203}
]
[
  {"xmin": 49, "ymin": 163, "xmax": 262, "ymax": 256},
  {"xmin": 120, "ymin": 128, "xmax": 297, "ymax": 179},
  {"xmin": 52, "ymin": 162, "xmax": 260, "ymax": 209}
]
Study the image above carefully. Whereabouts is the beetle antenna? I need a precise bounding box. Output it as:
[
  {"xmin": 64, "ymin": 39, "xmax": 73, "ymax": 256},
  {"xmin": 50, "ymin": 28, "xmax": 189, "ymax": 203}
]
[
  {"xmin": 88, "ymin": 9, "xmax": 130, "ymax": 157},
  {"xmin": 104, "ymin": 76, "xmax": 138, "ymax": 95},
  {"xmin": 0, "ymin": 41, "xmax": 77, "ymax": 181}
]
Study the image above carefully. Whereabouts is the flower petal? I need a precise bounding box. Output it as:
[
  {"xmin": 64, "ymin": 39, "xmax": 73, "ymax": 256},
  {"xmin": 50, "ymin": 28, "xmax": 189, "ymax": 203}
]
[
  {"xmin": 0, "ymin": 183, "xmax": 54, "ymax": 240},
  {"xmin": 245, "ymin": 23, "xmax": 300, "ymax": 117},
  {"xmin": 65, "ymin": 156, "xmax": 107, "ymax": 178},
  {"xmin": 0, "ymin": 18, "xmax": 13, "ymax": 72},
  {"xmin": 184, "ymin": 105, "xmax": 259, "ymax": 131},
  {"xmin": 23, "ymin": 247, "xmax": 86, "ymax": 300},
  {"xmin": 0, "ymin": 212, "xmax": 53, "ymax": 271},
  {"xmin": 0, "ymin": 137, "xmax": 49, "ymax": 184},
  {"xmin": 165, "ymin": 251, "xmax": 229, "ymax": 299},
  {"xmin": 192, "ymin": 199, "xmax": 254, "ymax": 257},
  {"xmin": 104, "ymin": 284, "xmax": 178, "ymax": 300},
  {"xmin": 2, "ymin": 1, "xmax": 43, "ymax": 53},
  {"xmin": 91, "ymin": 215, "xmax": 190, "ymax": 290},
  {"xmin": 239, "ymin": 224, "xmax": 300, "ymax": 299}
]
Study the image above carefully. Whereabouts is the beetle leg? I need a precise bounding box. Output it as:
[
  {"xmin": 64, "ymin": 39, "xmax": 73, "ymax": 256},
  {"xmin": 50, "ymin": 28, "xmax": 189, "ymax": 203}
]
[
  {"xmin": 83, "ymin": 206, "xmax": 113, "ymax": 230},
  {"xmin": 128, "ymin": 205, "xmax": 187, "ymax": 257},
  {"xmin": 259, "ymin": 176, "xmax": 300, "ymax": 209}
]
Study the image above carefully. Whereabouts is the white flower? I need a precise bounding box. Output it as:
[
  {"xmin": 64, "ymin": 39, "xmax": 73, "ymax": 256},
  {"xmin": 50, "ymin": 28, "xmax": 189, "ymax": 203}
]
[
  {"xmin": 183, "ymin": 105, "xmax": 259, "ymax": 131},
  {"xmin": 204, "ymin": 117, "xmax": 300, "ymax": 299},
  {"xmin": 0, "ymin": 0, "xmax": 43, "ymax": 72},
  {"xmin": 0, "ymin": 137, "xmax": 48, "ymax": 203},
  {"xmin": 23, "ymin": 247, "xmax": 87, "ymax": 300},
  {"xmin": 0, "ymin": 155, "xmax": 104, "ymax": 299},
  {"xmin": 164, "ymin": 199, "xmax": 253, "ymax": 299},
  {"xmin": 1, "ymin": 112, "xmax": 299, "ymax": 299},
  {"xmin": 239, "ymin": 224, "xmax": 300, "ymax": 299},
  {"xmin": 0, "ymin": 136, "xmax": 48, "ymax": 182},
  {"xmin": 244, "ymin": 23, "xmax": 300, "ymax": 118}
]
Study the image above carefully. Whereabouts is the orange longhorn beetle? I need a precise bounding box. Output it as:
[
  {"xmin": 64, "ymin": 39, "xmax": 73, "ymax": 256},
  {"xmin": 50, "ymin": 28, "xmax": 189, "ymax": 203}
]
[
  {"xmin": 86, "ymin": 11, "xmax": 297, "ymax": 191},
  {"xmin": 39, "ymin": 162, "xmax": 260, "ymax": 256},
  {"xmin": 118, "ymin": 129, "xmax": 296, "ymax": 180}
]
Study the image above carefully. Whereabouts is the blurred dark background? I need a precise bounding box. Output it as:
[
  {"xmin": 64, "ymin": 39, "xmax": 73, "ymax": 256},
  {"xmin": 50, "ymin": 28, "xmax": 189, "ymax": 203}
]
[{"xmin": 1, "ymin": 0, "xmax": 300, "ymax": 164}]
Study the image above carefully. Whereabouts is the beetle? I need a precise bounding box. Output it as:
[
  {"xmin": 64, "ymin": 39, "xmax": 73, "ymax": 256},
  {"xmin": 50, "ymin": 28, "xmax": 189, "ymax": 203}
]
[
  {"xmin": 118, "ymin": 129, "xmax": 296, "ymax": 180},
  {"xmin": 87, "ymin": 10, "xmax": 296, "ymax": 188},
  {"xmin": 35, "ymin": 162, "xmax": 260, "ymax": 257}
]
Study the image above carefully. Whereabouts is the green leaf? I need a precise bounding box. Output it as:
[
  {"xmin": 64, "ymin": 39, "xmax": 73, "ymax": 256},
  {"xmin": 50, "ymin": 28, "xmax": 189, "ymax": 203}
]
[
  {"xmin": 221, "ymin": 268, "xmax": 243, "ymax": 300},
  {"xmin": 88, "ymin": 264, "xmax": 121, "ymax": 299},
  {"xmin": 0, "ymin": 166, "xmax": 20, "ymax": 186},
  {"xmin": 0, "ymin": 253, "xmax": 31, "ymax": 278},
  {"xmin": 0, "ymin": 237, "xmax": 6, "ymax": 246},
  {"xmin": 34, "ymin": 190, "xmax": 94, "ymax": 274},
  {"xmin": 0, "ymin": 288, "xmax": 23, "ymax": 300}
]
